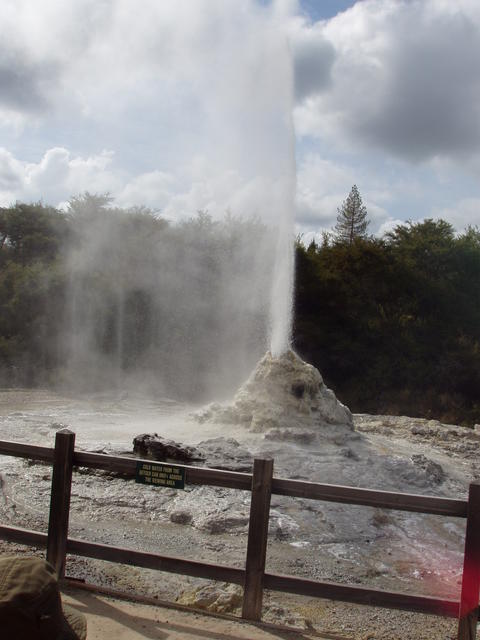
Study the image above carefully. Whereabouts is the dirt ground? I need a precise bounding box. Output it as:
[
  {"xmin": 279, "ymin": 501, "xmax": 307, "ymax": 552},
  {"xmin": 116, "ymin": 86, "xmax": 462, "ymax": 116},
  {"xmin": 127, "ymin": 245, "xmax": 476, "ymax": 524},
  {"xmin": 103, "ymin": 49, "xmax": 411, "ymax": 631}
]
[
  {"xmin": 61, "ymin": 586, "xmax": 337, "ymax": 640},
  {"xmin": 60, "ymin": 582, "xmax": 461, "ymax": 640}
]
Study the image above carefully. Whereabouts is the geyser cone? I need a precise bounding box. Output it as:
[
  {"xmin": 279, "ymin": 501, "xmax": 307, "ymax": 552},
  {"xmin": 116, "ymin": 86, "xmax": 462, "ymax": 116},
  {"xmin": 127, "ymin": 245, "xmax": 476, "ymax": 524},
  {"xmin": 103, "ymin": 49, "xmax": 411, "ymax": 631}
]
[{"xmin": 196, "ymin": 350, "xmax": 353, "ymax": 432}]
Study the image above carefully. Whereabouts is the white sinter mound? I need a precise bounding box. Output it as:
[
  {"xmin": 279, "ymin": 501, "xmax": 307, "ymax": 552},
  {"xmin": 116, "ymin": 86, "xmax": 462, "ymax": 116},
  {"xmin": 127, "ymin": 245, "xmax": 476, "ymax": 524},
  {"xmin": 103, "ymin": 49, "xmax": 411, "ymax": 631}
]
[{"xmin": 195, "ymin": 349, "xmax": 353, "ymax": 432}]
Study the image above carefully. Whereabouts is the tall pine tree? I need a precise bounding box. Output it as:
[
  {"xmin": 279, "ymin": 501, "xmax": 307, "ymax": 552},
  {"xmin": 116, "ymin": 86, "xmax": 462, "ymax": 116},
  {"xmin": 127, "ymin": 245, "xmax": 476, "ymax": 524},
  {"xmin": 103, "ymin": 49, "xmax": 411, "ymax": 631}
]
[{"xmin": 334, "ymin": 184, "xmax": 369, "ymax": 245}]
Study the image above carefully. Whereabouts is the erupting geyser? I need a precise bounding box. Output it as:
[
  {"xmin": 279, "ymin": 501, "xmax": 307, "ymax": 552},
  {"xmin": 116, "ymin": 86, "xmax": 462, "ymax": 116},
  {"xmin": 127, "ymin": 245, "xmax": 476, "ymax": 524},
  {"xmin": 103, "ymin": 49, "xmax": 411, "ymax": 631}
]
[{"xmin": 63, "ymin": 1, "xmax": 297, "ymax": 400}]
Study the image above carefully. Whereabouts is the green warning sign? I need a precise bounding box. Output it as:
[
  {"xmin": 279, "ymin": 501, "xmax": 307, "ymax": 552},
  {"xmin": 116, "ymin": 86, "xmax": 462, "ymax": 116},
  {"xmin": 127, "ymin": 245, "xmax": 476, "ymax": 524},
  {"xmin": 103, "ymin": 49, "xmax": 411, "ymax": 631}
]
[{"xmin": 135, "ymin": 461, "xmax": 185, "ymax": 489}]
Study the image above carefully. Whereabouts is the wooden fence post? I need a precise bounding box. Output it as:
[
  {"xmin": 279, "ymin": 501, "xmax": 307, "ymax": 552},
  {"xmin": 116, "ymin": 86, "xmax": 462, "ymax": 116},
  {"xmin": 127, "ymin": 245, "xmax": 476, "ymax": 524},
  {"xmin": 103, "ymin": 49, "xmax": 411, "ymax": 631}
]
[
  {"xmin": 458, "ymin": 482, "xmax": 480, "ymax": 640},
  {"xmin": 46, "ymin": 429, "xmax": 75, "ymax": 578},
  {"xmin": 242, "ymin": 458, "xmax": 273, "ymax": 621}
]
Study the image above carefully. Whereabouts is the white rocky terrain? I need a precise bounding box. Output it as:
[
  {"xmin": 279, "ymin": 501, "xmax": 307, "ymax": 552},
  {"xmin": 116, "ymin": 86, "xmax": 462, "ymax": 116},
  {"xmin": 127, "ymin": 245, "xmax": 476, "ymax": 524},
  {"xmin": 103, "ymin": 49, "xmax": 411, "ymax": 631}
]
[
  {"xmin": 195, "ymin": 350, "xmax": 353, "ymax": 432},
  {"xmin": 0, "ymin": 352, "xmax": 478, "ymax": 638}
]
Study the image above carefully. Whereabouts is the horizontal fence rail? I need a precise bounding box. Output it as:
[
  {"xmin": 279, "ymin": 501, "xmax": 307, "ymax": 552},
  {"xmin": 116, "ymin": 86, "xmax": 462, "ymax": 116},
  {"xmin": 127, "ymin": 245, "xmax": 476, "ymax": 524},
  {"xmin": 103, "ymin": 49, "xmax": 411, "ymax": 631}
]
[
  {"xmin": 0, "ymin": 434, "xmax": 478, "ymax": 638},
  {"xmin": 0, "ymin": 440, "xmax": 468, "ymax": 516},
  {"xmin": 263, "ymin": 572, "xmax": 460, "ymax": 618},
  {"xmin": 0, "ymin": 522, "xmax": 460, "ymax": 619},
  {"xmin": 0, "ymin": 440, "xmax": 54, "ymax": 462},
  {"xmin": 272, "ymin": 477, "xmax": 468, "ymax": 517},
  {"xmin": 0, "ymin": 523, "xmax": 48, "ymax": 548}
]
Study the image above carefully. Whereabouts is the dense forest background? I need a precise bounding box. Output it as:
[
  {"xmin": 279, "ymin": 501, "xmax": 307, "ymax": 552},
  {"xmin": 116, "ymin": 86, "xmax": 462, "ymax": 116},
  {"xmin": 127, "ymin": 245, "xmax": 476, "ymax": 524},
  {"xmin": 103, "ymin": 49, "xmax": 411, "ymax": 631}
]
[
  {"xmin": 295, "ymin": 222, "xmax": 480, "ymax": 426},
  {"xmin": 1, "ymin": 195, "xmax": 479, "ymax": 425}
]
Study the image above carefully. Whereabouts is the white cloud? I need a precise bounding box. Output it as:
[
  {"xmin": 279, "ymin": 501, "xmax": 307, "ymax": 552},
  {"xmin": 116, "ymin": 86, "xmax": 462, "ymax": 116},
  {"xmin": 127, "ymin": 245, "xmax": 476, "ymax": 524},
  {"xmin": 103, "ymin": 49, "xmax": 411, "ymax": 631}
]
[
  {"xmin": 296, "ymin": 154, "xmax": 355, "ymax": 230},
  {"xmin": 116, "ymin": 171, "xmax": 175, "ymax": 211},
  {"xmin": 434, "ymin": 197, "xmax": 480, "ymax": 231},
  {"xmin": 376, "ymin": 217, "xmax": 407, "ymax": 237},
  {"xmin": 288, "ymin": 16, "xmax": 335, "ymax": 101},
  {"xmin": 0, "ymin": 147, "xmax": 120, "ymax": 207},
  {"xmin": 0, "ymin": 148, "xmax": 24, "ymax": 191},
  {"xmin": 293, "ymin": 0, "xmax": 480, "ymax": 162}
]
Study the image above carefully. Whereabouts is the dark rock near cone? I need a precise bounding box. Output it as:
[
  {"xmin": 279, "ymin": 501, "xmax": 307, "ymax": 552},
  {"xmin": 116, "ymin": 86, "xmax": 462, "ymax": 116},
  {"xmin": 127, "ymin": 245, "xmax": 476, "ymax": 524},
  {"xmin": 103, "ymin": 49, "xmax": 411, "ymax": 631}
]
[{"xmin": 133, "ymin": 433, "xmax": 204, "ymax": 463}]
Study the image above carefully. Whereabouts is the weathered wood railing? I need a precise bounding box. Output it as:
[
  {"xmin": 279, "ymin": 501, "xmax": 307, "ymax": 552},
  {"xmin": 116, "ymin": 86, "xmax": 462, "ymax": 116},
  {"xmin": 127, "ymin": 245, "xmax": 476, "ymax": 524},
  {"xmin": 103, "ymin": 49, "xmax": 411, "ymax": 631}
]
[{"xmin": 0, "ymin": 429, "xmax": 479, "ymax": 638}]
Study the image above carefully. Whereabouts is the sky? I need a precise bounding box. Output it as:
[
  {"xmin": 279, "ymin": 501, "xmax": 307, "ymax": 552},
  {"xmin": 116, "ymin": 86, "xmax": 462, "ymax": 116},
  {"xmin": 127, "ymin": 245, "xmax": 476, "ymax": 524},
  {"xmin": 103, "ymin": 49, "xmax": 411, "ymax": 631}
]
[{"xmin": 1, "ymin": 0, "xmax": 480, "ymax": 239}]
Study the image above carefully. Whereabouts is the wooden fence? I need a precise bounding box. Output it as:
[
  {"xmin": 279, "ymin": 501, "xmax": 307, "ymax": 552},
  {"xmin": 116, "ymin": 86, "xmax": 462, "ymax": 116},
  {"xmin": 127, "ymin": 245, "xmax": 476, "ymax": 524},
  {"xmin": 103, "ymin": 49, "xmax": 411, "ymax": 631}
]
[{"xmin": 0, "ymin": 428, "xmax": 479, "ymax": 638}]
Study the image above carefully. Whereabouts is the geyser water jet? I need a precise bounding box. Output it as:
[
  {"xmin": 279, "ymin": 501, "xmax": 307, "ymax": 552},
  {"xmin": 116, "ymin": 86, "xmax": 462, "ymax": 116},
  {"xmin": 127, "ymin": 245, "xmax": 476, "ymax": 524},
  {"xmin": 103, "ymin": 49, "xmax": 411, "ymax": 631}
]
[{"xmin": 269, "ymin": 169, "xmax": 295, "ymax": 358}]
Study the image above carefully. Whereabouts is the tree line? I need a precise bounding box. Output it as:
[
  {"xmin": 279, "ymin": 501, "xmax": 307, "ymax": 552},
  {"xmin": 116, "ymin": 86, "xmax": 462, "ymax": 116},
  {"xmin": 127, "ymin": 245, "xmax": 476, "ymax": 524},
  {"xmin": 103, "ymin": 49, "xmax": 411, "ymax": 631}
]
[
  {"xmin": 1, "ymin": 192, "xmax": 479, "ymax": 425},
  {"xmin": 294, "ymin": 188, "xmax": 480, "ymax": 426}
]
